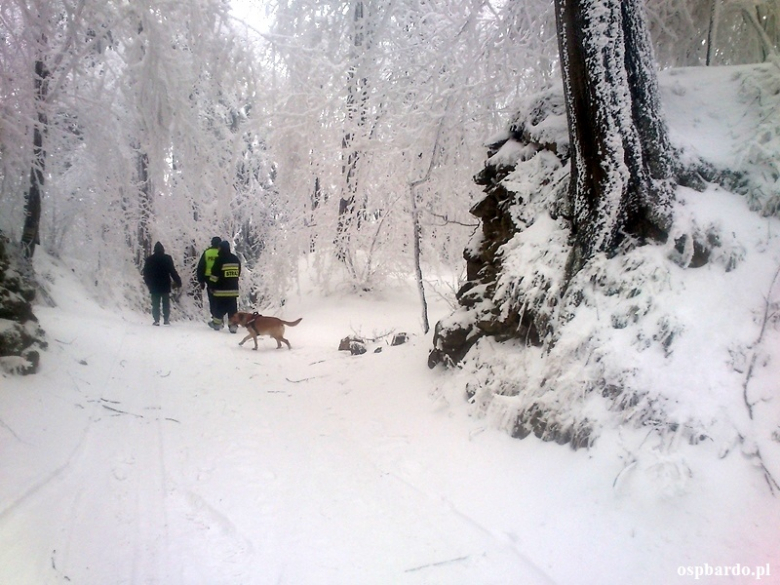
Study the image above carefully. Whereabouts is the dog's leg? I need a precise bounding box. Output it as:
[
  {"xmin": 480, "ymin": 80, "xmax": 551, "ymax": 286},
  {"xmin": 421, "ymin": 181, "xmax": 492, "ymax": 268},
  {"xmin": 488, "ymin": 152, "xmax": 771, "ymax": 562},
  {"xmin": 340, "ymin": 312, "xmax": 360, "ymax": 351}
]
[
  {"xmin": 239, "ymin": 333, "xmax": 252, "ymax": 347},
  {"xmin": 281, "ymin": 337, "xmax": 291, "ymax": 350}
]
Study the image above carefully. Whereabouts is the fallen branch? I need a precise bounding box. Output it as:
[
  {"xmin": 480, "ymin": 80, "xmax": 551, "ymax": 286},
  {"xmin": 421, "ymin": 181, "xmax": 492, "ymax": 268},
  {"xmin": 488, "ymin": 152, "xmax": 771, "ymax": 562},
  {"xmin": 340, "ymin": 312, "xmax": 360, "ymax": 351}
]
[
  {"xmin": 285, "ymin": 376, "xmax": 319, "ymax": 383},
  {"xmin": 101, "ymin": 404, "xmax": 143, "ymax": 418},
  {"xmin": 351, "ymin": 328, "xmax": 395, "ymax": 343},
  {"xmin": 405, "ymin": 555, "xmax": 469, "ymax": 573}
]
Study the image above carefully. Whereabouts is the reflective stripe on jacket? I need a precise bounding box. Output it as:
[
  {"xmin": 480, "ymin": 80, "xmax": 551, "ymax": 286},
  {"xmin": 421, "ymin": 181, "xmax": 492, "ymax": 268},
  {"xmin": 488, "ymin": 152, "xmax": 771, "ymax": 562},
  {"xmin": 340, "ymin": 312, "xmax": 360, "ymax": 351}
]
[{"xmin": 209, "ymin": 256, "xmax": 241, "ymax": 298}]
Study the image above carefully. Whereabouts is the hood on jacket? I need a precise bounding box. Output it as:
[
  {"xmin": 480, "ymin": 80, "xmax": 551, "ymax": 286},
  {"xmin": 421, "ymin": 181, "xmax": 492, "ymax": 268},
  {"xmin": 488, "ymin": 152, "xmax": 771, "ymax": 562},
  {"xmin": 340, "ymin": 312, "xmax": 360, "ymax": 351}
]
[
  {"xmin": 153, "ymin": 242, "xmax": 165, "ymax": 255},
  {"xmin": 219, "ymin": 240, "xmax": 231, "ymax": 254}
]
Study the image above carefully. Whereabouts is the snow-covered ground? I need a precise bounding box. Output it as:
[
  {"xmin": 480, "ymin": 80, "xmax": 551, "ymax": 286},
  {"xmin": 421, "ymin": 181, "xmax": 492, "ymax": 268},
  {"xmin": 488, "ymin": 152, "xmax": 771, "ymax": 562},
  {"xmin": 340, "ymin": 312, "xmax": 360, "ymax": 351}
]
[
  {"xmin": 3, "ymin": 62, "xmax": 780, "ymax": 584},
  {"xmin": 1, "ymin": 252, "xmax": 778, "ymax": 585}
]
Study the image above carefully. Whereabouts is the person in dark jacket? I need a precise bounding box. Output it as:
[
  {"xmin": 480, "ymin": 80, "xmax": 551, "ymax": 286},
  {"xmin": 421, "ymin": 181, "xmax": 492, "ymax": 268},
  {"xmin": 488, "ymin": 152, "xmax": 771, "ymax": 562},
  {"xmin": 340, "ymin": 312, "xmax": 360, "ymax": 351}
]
[
  {"xmin": 196, "ymin": 236, "xmax": 221, "ymax": 322},
  {"xmin": 208, "ymin": 240, "xmax": 241, "ymax": 332},
  {"xmin": 142, "ymin": 241, "xmax": 182, "ymax": 326}
]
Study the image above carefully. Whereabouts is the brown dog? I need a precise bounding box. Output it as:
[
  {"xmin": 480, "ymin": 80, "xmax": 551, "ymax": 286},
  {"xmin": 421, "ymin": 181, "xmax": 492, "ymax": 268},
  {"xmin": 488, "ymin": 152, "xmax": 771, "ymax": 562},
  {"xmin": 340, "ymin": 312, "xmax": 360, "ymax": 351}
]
[{"xmin": 229, "ymin": 312, "xmax": 302, "ymax": 350}]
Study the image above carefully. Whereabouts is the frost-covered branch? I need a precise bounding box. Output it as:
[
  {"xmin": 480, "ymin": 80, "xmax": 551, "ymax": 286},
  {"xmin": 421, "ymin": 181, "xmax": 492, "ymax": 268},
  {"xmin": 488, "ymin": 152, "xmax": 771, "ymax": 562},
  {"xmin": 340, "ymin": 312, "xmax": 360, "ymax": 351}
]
[{"xmin": 742, "ymin": 261, "xmax": 780, "ymax": 419}]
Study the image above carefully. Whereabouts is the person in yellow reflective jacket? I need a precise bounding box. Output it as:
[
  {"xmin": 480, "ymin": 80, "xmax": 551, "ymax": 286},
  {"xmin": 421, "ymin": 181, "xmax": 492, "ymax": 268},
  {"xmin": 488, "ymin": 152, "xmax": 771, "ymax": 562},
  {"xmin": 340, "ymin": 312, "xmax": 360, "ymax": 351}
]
[
  {"xmin": 208, "ymin": 240, "xmax": 241, "ymax": 332},
  {"xmin": 197, "ymin": 236, "xmax": 221, "ymax": 325}
]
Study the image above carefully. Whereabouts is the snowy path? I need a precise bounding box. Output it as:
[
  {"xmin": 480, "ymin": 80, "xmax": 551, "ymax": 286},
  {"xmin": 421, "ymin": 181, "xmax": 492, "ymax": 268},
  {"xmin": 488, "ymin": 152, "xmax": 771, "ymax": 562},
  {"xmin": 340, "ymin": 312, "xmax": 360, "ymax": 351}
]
[
  {"xmin": 0, "ymin": 290, "xmax": 557, "ymax": 585},
  {"xmin": 2, "ymin": 269, "xmax": 780, "ymax": 584}
]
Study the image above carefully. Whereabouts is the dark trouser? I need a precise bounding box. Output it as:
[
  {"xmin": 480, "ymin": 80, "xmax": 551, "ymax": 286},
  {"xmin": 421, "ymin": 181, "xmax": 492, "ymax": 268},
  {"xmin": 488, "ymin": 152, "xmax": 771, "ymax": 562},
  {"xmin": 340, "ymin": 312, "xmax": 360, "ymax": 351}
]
[
  {"xmin": 206, "ymin": 286, "xmax": 217, "ymax": 318},
  {"xmin": 212, "ymin": 296, "xmax": 238, "ymax": 321},
  {"xmin": 150, "ymin": 293, "xmax": 171, "ymax": 323},
  {"xmin": 212, "ymin": 296, "xmax": 238, "ymax": 331}
]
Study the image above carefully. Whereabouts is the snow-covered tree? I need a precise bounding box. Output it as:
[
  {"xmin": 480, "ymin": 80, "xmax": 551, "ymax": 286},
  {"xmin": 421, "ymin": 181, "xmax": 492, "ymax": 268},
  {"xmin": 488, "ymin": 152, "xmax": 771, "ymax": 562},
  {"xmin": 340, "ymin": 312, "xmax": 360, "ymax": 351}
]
[
  {"xmin": 7, "ymin": 0, "xmax": 775, "ymax": 318},
  {"xmin": 428, "ymin": 0, "xmax": 687, "ymax": 449},
  {"xmin": 556, "ymin": 0, "xmax": 676, "ymax": 276},
  {"xmin": 259, "ymin": 0, "xmax": 560, "ymax": 293},
  {"xmin": 1, "ymin": 0, "xmax": 286, "ymax": 312},
  {"xmin": 427, "ymin": 0, "xmax": 780, "ymax": 492}
]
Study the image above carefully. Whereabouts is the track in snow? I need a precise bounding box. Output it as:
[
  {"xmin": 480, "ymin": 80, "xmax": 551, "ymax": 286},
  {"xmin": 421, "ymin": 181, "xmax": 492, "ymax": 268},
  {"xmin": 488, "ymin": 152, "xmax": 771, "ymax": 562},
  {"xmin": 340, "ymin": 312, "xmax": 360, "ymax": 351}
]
[{"xmin": 1, "ymin": 305, "xmax": 556, "ymax": 585}]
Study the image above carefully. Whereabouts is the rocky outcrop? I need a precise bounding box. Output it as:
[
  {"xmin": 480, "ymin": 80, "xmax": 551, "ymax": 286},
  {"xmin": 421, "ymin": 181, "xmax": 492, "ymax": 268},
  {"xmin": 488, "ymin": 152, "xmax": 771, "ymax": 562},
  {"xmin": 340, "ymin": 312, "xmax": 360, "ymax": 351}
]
[
  {"xmin": 0, "ymin": 234, "xmax": 47, "ymax": 375},
  {"xmin": 429, "ymin": 92, "xmax": 570, "ymax": 368},
  {"xmin": 427, "ymin": 85, "xmax": 750, "ymax": 451}
]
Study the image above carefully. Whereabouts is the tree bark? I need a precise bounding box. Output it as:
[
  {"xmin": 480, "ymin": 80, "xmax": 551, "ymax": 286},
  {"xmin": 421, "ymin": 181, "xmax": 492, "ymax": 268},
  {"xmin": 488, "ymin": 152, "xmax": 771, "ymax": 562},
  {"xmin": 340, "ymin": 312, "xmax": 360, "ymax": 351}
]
[
  {"xmin": 136, "ymin": 151, "xmax": 152, "ymax": 267},
  {"xmin": 621, "ymin": 0, "xmax": 676, "ymax": 227},
  {"xmin": 706, "ymin": 0, "xmax": 721, "ymax": 66},
  {"xmin": 408, "ymin": 103, "xmax": 450, "ymax": 335},
  {"xmin": 310, "ymin": 175, "xmax": 322, "ymax": 252},
  {"xmin": 21, "ymin": 57, "xmax": 49, "ymax": 259},
  {"xmin": 554, "ymin": 0, "xmax": 675, "ymax": 277},
  {"xmin": 409, "ymin": 185, "xmax": 429, "ymax": 334},
  {"xmin": 336, "ymin": 0, "xmax": 368, "ymax": 269}
]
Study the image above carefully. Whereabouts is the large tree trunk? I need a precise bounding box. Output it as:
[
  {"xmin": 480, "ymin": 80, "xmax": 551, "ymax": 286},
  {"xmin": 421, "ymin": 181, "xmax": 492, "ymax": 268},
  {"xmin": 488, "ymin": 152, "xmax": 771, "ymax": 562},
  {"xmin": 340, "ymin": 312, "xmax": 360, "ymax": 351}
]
[
  {"xmin": 555, "ymin": 0, "xmax": 675, "ymax": 277},
  {"xmin": 21, "ymin": 57, "xmax": 49, "ymax": 259}
]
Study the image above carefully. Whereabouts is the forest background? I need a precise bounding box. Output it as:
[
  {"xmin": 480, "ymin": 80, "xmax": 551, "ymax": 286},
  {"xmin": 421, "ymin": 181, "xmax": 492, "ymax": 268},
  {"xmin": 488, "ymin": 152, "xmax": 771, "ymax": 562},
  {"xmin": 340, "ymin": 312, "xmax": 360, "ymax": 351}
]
[{"xmin": 2, "ymin": 0, "xmax": 778, "ymax": 317}]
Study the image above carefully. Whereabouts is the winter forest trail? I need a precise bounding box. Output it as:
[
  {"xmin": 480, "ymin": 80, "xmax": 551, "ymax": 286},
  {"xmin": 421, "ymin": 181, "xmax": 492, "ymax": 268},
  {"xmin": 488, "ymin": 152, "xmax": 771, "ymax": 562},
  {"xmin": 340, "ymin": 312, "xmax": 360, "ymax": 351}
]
[
  {"xmin": 3, "ymin": 261, "xmax": 780, "ymax": 585},
  {"xmin": 0, "ymin": 271, "xmax": 557, "ymax": 585}
]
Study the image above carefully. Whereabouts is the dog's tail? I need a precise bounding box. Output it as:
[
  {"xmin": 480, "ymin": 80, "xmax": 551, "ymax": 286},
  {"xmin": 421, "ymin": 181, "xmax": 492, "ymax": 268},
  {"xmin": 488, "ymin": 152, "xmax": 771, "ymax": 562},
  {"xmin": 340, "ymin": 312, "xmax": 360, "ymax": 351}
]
[{"xmin": 282, "ymin": 318, "xmax": 302, "ymax": 327}]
